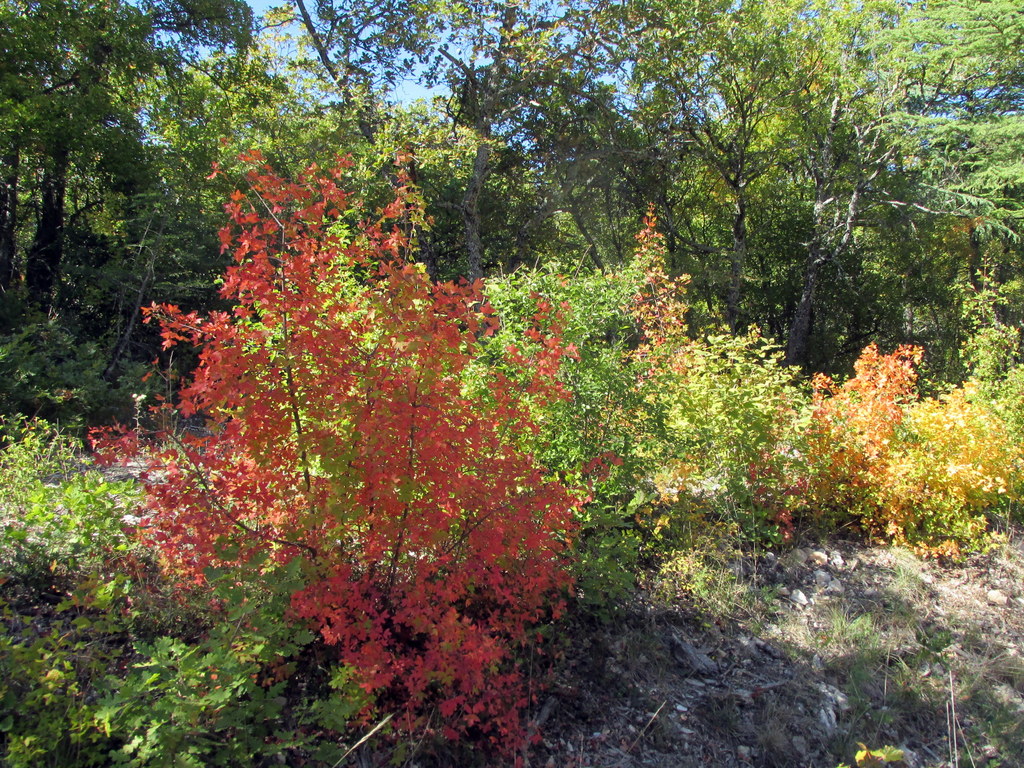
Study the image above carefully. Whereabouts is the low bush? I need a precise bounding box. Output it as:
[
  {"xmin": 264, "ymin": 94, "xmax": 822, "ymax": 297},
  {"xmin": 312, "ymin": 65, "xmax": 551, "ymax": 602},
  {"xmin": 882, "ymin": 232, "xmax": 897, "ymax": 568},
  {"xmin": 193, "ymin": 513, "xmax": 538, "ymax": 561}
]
[
  {"xmin": 802, "ymin": 344, "xmax": 1022, "ymax": 555},
  {"xmin": 648, "ymin": 330, "xmax": 808, "ymax": 544},
  {"xmin": 94, "ymin": 566, "xmax": 339, "ymax": 768},
  {"xmin": 483, "ymin": 256, "xmax": 657, "ymax": 612},
  {"xmin": 882, "ymin": 384, "xmax": 1021, "ymax": 554},
  {"xmin": 98, "ymin": 156, "xmax": 583, "ymax": 753},
  {"xmin": 803, "ymin": 344, "xmax": 924, "ymax": 531},
  {"xmin": 0, "ymin": 418, "xmax": 138, "ymax": 595}
]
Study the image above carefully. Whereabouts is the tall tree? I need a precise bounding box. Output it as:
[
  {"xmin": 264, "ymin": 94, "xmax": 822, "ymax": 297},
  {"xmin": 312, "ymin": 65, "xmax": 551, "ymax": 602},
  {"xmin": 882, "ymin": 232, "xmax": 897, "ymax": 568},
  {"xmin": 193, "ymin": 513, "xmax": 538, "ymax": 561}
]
[
  {"xmin": 782, "ymin": 0, "xmax": 905, "ymax": 367},
  {"xmin": 0, "ymin": 0, "xmax": 253, "ymax": 310},
  {"xmin": 620, "ymin": 0, "xmax": 803, "ymax": 331},
  {"xmin": 422, "ymin": 0, "xmax": 607, "ymax": 280},
  {"xmin": 290, "ymin": 0, "xmax": 608, "ymax": 280},
  {"xmin": 2, "ymin": 0, "xmax": 151, "ymax": 307},
  {"xmin": 895, "ymin": 0, "xmax": 1024, "ymax": 226}
]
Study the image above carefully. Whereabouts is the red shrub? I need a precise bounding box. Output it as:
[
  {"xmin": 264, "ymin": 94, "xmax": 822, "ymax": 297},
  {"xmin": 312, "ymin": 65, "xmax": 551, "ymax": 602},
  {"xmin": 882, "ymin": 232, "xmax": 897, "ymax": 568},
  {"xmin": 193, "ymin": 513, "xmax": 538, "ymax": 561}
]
[{"xmin": 98, "ymin": 155, "xmax": 582, "ymax": 750}]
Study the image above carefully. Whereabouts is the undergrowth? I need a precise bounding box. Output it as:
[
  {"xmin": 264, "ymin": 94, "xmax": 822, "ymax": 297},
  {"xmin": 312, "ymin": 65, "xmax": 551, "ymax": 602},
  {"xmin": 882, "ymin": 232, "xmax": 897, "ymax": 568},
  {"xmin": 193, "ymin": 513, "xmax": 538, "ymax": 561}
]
[{"xmin": 3, "ymin": 162, "xmax": 1024, "ymax": 766}]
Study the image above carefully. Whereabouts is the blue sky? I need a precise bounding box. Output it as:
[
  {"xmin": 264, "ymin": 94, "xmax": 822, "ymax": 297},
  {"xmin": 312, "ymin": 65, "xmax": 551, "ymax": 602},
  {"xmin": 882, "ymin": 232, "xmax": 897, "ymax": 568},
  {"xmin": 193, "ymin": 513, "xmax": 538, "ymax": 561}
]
[{"xmin": 247, "ymin": 0, "xmax": 282, "ymax": 17}]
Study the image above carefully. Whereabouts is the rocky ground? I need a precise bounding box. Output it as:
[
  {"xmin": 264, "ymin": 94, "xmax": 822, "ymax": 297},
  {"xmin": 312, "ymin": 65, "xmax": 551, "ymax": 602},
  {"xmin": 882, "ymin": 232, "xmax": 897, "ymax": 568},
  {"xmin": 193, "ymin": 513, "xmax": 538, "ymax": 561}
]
[{"xmin": 520, "ymin": 531, "xmax": 1024, "ymax": 768}]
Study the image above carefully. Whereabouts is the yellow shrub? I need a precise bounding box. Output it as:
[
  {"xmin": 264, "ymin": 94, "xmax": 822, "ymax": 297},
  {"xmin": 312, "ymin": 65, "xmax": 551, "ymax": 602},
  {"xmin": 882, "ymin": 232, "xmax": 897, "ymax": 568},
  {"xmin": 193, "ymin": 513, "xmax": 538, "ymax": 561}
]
[
  {"xmin": 803, "ymin": 345, "xmax": 1021, "ymax": 555},
  {"xmin": 877, "ymin": 384, "xmax": 1022, "ymax": 555}
]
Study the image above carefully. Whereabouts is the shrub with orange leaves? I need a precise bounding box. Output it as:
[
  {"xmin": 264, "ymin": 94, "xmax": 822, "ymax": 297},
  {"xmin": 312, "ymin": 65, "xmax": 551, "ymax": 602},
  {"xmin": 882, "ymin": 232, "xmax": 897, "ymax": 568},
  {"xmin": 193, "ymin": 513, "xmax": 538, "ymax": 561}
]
[
  {"xmin": 803, "ymin": 343, "xmax": 924, "ymax": 528},
  {"xmin": 803, "ymin": 344, "xmax": 1020, "ymax": 554}
]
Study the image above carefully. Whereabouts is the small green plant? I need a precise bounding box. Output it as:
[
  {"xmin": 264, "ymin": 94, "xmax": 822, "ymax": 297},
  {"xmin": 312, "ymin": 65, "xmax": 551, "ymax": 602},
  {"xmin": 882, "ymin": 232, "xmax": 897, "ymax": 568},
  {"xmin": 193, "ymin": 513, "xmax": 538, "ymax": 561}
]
[
  {"xmin": 648, "ymin": 330, "xmax": 808, "ymax": 545},
  {"xmin": 1, "ymin": 471, "xmax": 139, "ymax": 593},
  {"xmin": 652, "ymin": 525, "xmax": 775, "ymax": 625},
  {"xmin": 483, "ymin": 258, "xmax": 655, "ymax": 613},
  {"xmin": 1, "ymin": 418, "xmax": 141, "ymax": 597},
  {"xmin": 95, "ymin": 564, "xmax": 339, "ymax": 768},
  {"xmin": 0, "ymin": 417, "xmax": 81, "ymax": 508},
  {"xmin": 0, "ymin": 588, "xmax": 129, "ymax": 767},
  {"xmin": 0, "ymin": 420, "xmax": 145, "ymax": 766},
  {"xmin": 0, "ymin": 560, "xmax": 350, "ymax": 768}
]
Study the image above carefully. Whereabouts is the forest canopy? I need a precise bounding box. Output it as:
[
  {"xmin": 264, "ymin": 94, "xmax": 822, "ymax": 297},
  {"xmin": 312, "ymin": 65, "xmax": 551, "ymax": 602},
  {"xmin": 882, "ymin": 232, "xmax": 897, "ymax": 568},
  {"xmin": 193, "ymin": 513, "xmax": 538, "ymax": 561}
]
[{"xmin": 1, "ymin": 0, "xmax": 1023, "ymax": 425}]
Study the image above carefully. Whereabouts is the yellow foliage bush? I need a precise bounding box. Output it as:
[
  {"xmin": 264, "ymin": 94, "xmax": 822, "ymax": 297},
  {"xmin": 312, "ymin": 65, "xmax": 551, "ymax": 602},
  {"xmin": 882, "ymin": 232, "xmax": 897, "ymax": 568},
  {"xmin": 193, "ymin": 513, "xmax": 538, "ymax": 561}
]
[
  {"xmin": 804, "ymin": 344, "xmax": 922, "ymax": 528},
  {"xmin": 879, "ymin": 384, "xmax": 1022, "ymax": 555},
  {"xmin": 803, "ymin": 346, "xmax": 1021, "ymax": 555}
]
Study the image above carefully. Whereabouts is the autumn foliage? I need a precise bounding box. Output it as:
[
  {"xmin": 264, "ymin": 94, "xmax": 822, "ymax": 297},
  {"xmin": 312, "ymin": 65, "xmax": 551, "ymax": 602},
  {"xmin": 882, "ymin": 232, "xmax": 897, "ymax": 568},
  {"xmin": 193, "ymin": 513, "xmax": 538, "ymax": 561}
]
[
  {"xmin": 88, "ymin": 159, "xmax": 1024, "ymax": 762},
  {"xmin": 98, "ymin": 155, "xmax": 582, "ymax": 749},
  {"xmin": 804, "ymin": 343, "xmax": 924, "ymax": 528},
  {"xmin": 803, "ymin": 344, "xmax": 1021, "ymax": 555}
]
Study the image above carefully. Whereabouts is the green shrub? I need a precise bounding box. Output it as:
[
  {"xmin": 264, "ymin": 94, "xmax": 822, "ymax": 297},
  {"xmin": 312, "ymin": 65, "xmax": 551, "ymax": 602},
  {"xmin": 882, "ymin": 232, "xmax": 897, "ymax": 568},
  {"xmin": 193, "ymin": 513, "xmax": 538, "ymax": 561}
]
[
  {"xmin": 0, "ymin": 417, "xmax": 81, "ymax": 508},
  {"xmin": 95, "ymin": 565, "xmax": 348, "ymax": 768},
  {"xmin": 0, "ymin": 323, "xmax": 144, "ymax": 428},
  {"xmin": 0, "ymin": 563, "xmax": 350, "ymax": 768},
  {"xmin": 483, "ymin": 260, "xmax": 656, "ymax": 612},
  {"xmin": 0, "ymin": 595, "xmax": 126, "ymax": 768},
  {"xmin": 649, "ymin": 330, "xmax": 808, "ymax": 545},
  {"xmin": 0, "ymin": 419, "xmax": 139, "ymax": 594}
]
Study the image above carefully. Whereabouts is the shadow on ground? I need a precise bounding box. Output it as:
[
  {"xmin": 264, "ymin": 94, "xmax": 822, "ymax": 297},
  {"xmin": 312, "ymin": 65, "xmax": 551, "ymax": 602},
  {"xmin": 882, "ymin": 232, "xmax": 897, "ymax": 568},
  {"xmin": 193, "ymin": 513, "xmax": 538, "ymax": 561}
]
[{"xmin": 520, "ymin": 535, "xmax": 1024, "ymax": 768}]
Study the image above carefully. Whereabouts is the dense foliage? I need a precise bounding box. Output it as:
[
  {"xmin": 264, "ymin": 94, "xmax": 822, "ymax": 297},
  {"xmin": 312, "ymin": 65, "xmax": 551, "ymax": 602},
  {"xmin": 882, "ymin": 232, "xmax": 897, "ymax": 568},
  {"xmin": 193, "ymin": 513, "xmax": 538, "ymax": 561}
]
[
  {"xmin": 96, "ymin": 157, "xmax": 584, "ymax": 751},
  {"xmin": 2, "ymin": 0, "xmax": 1024, "ymax": 763},
  {"xmin": 2, "ymin": 0, "xmax": 1023, "ymax": 427}
]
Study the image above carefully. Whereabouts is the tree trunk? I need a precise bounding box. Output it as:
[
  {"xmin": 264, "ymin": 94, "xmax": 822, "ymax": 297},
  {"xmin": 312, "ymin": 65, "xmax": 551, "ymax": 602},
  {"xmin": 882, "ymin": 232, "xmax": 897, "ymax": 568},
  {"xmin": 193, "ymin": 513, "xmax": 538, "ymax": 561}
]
[
  {"xmin": 0, "ymin": 150, "xmax": 17, "ymax": 292},
  {"xmin": 26, "ymin": 147, "xmax": 68, "ymax": 309},
  {"xmin": 462, "ymin": 142, "xmax": 491, "ymax": 283},
  {"xmin": 786, "ymin": 245, "xmax": 823, "ymax": 367},
  {"xmin": 727, "ymin": 194, "xmax": 747, "ymax": 332}
]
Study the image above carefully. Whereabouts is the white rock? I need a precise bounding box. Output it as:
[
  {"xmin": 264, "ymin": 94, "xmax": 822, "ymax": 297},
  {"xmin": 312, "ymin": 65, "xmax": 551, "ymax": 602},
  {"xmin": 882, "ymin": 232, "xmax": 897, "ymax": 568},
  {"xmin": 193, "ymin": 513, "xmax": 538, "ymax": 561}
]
[
  {"xmin": 829, "ymin": 551, "xmax": 845, "ymax": 567},
  {"xmin": 809, "ymin": 550, "xmax": 829, "ymax": 566},
  {"xmin": 813, "ymin": 569, "xmax": 832, "ymax": 587},
  {"xmin": 818, "ymin": 683, "xmax": 850, "ymax": 711},
  {"xmin": 789, "ymin": 589, "xmax": 809, "ymax": 606},
  {"xmin": 987, "ymin": 589, "xmax": 1009, "ymax": 606},
  {"xmin": 819, "ymin": 705, "xmax": 837, "ymax": 733}
]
